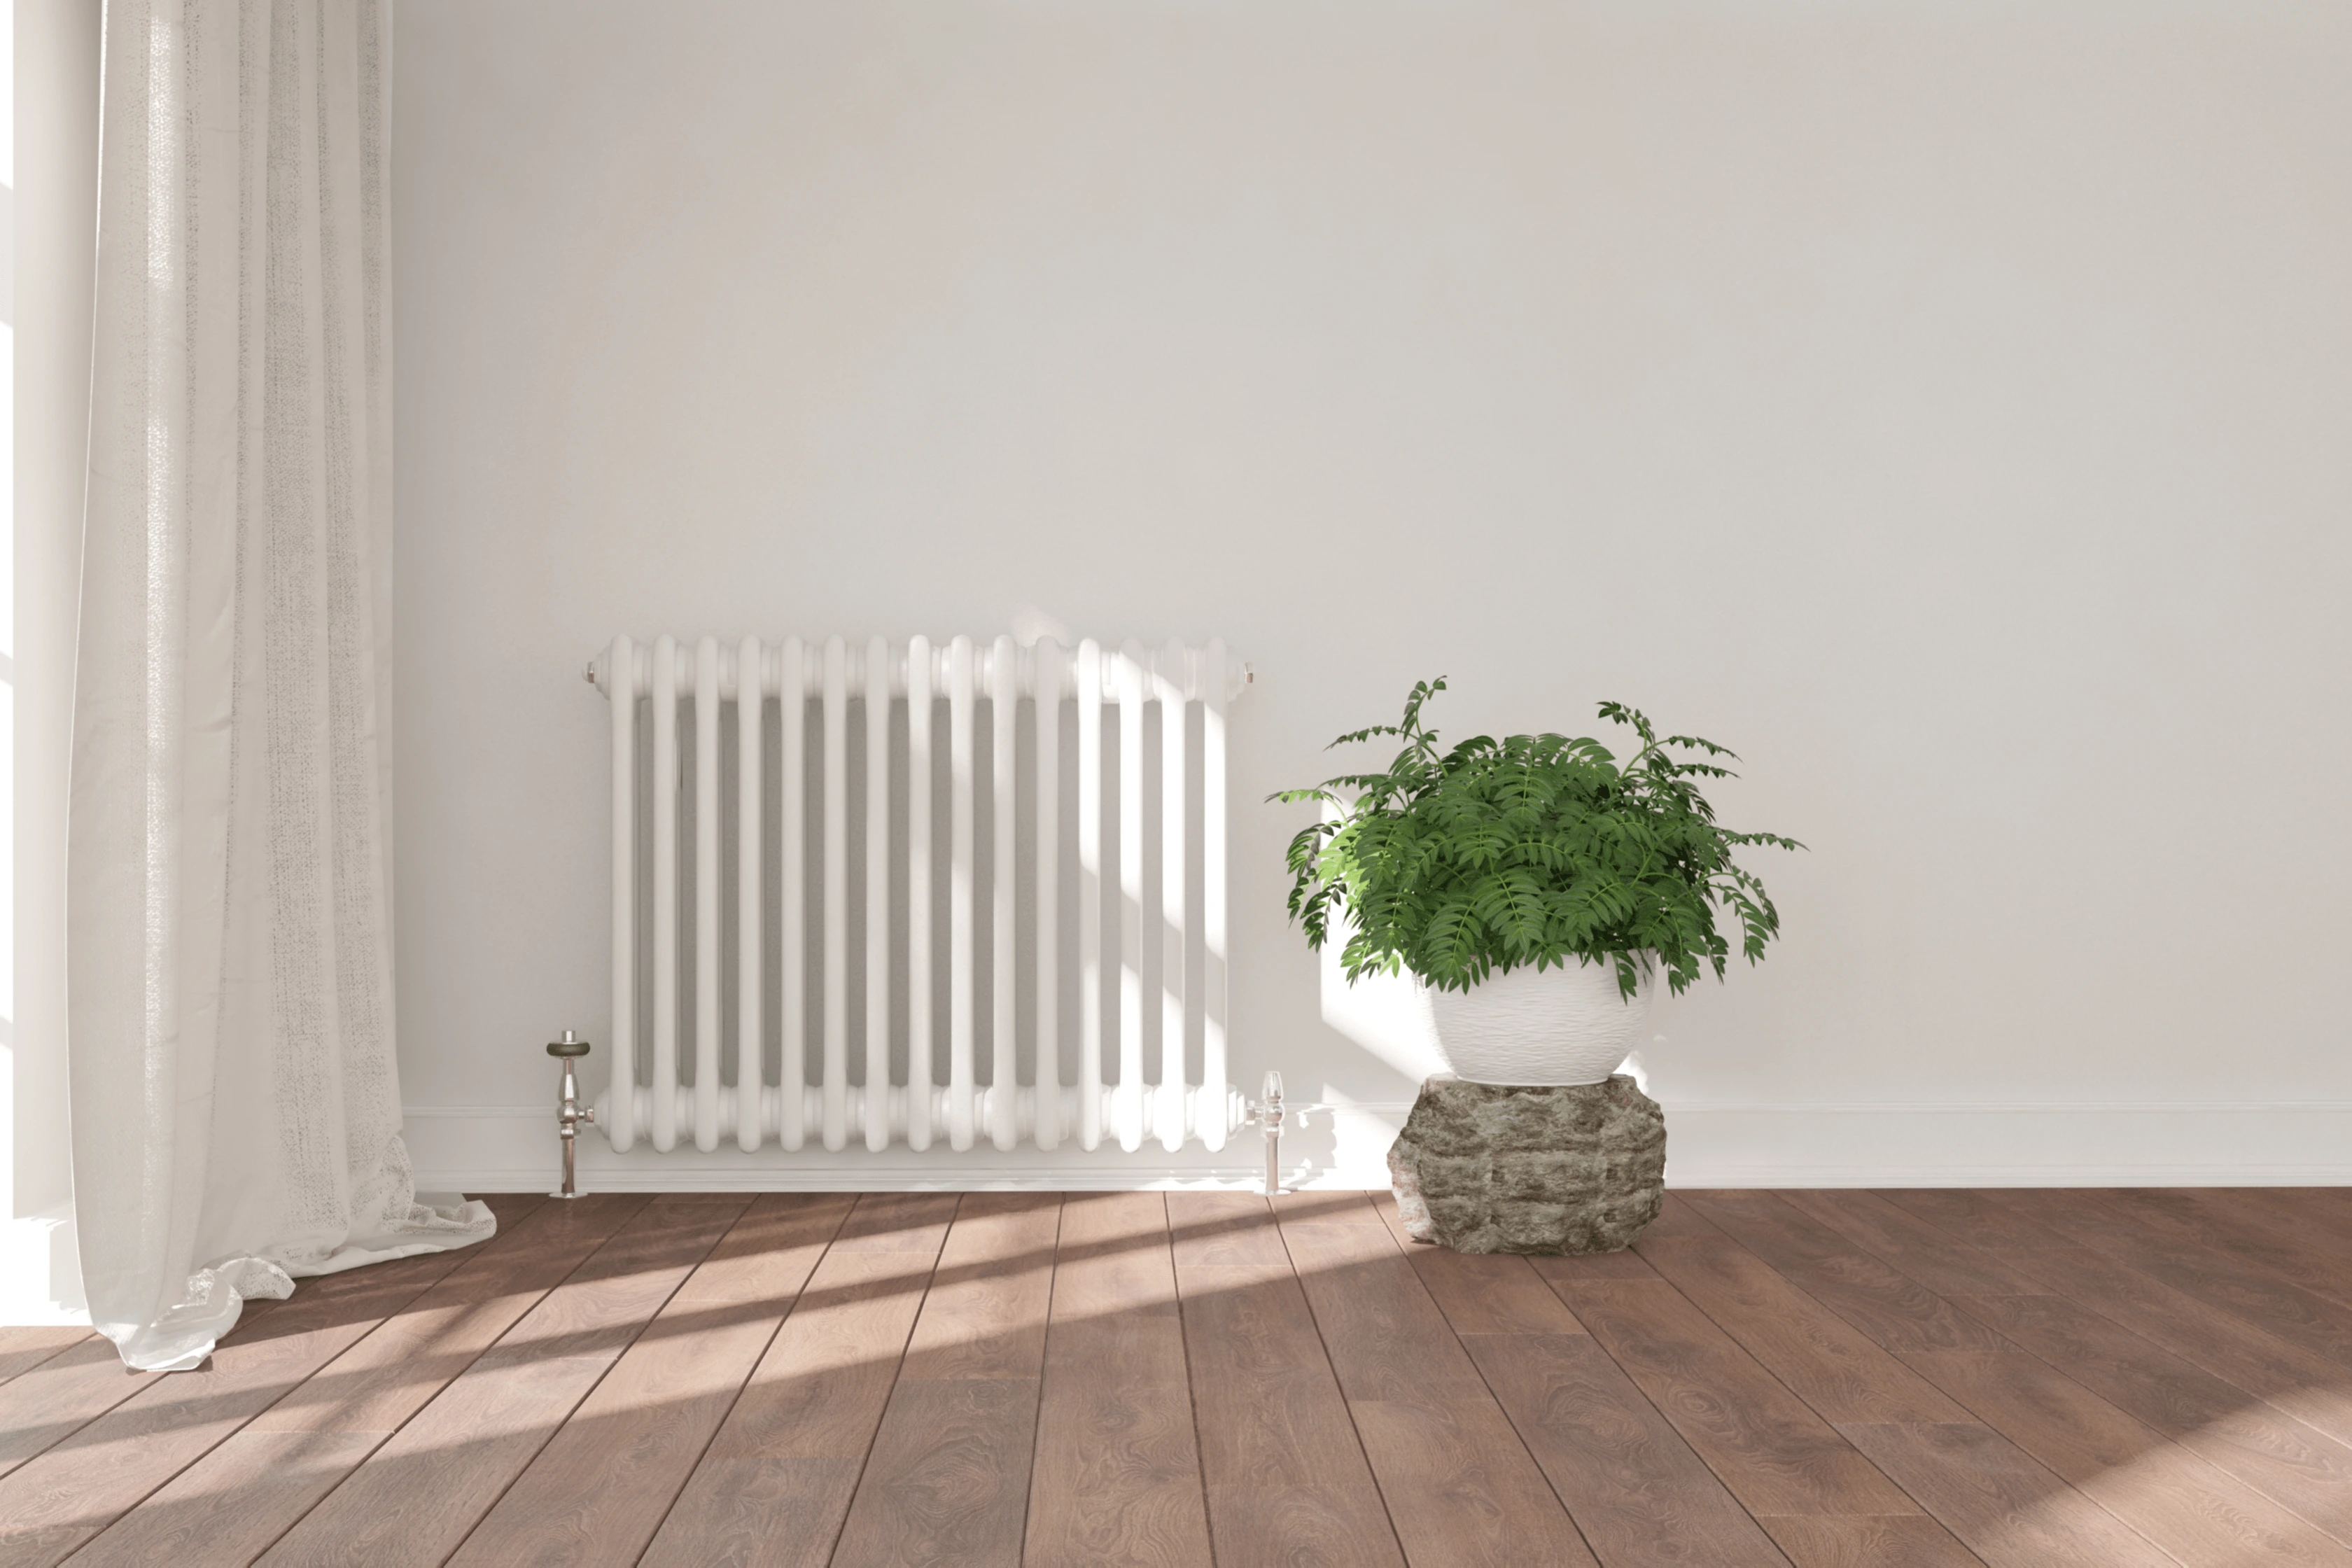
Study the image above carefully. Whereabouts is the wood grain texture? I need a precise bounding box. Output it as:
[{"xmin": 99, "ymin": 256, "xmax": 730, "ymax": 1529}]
[
  {"xmin": 1462, "ymin": 1331, "xmax": 1794, "ymax": 1567},
  {"xmin": 1546, "ymin": 1275, "xmax": 1924, "ymax": 1518},
  {"xmin": 1777, "ymin": 1191, "xmax": 2052, "ymax": 1298},
  {"xmin": 1886, "ymin": 1191, "xmax": 2352, "ymax": 1451},
  {"xmin": 59, "ymin": 1194, "xmax": 650, "ymax": 1568},
  {"xmin": 0, "ymin": 1334, "xmax": 92, "ymax": 1390},
  {"xmin": 0, "ymin": 1240, "xmax": 485, "ymax": 1568},
  {"xmin": 32, "ymin": 1186, "xmax": 2352, "ymax": 1568},
  {"xmin": 830, "ymin": 1375, "xmax": 1041, "ymax": 1566},
  {"xmin": 829, "ymin": 1195, "xmax": 1060, "ymax": 1567},
  {"xmin": 2088, "ymin": 1189, "xmax": 2352, "ymax": 1312},
  {"xmin": 255, "ymin": 1194, "xmax": 750, "ymax": 1568},
  {"xmin": 1370, "ymin": 1194, "xmax": 1588, "ymax": 1337},
  {"xmin": 1756, "ymin": 1513, "xmax": 1982, "ymax": 1567},
  {"xmin": 1901, "ymin": 1349, "xmax": 2352, "ymax": 1566},
  {"xmin": 1026, "ymin": 1193, "xmax": 1213, "ymax": 1568},
  {"xmin": 446, "ymin": 1194, "xmax": 857, "ymax": 1568},
  {"xmin": 1278, "ymin": 1199, "xmax": 1598, "ymax": 1566},
  {"xmin": 1835, "ymin": 1421, "xmax": 2179, "ymax": 1568},
  {"xmin": 1989, "ymin": 1188, "xmax": 2352, "ymax": 1367},
  {"xmin": 1170, "ymin": 1193, "xmax": 1405, "ymax": 1568},
  {"xmin": 0, "ymin": 1338, "xmax": 157, "ymax": 1480},
  {"xmin": 1687, "ymin": 1194, "xmax": 2014, "ymax": 1354},
  {"xmin": 638, "ymin": 1192, "xmax": 959, "ymax": 1568},
  {"xmin": 1941, "ymin": 1291, "xmax": 2352, "ymax": 1547},
  {"xmin": 1634, "ymin": 1232, "xmax": 1972, "ymax": 1424}
]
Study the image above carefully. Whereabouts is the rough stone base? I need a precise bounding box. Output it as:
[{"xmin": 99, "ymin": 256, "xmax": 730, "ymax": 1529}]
[{"xmin": 1387, "ymin": 1074, "xmax": 1665, "ymax": 1254}]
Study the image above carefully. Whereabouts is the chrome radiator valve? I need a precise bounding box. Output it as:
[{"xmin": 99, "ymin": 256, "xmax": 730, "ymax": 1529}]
[
  {"xmin": 1250, "ymin": 1071, "xmax": 1286, "ymax": 1197},
  {"xmin": 548, "ymin": 1030, "xmax": 595, "ymax": 1198}
]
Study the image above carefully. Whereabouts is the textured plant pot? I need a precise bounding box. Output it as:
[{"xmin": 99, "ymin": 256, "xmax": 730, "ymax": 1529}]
[{"xmin": 1427, "ymin": 958, "xmax": 1658, "ymax": 1086}]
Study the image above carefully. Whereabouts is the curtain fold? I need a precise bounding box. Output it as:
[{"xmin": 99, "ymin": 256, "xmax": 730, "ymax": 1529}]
[{"xmin": 71, "ymin": 0, "xmax": 493, "ymax": 1373}]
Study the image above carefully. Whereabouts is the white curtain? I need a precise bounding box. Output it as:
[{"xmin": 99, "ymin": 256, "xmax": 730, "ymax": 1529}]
[{"xmin": 71, "ymin": 0, "xmax": 492, "ymax": 1373}]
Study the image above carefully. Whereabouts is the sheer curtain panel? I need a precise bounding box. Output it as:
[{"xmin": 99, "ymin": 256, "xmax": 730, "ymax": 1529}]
[{"xmin": 71, "ymin": 0, "xmax": 492, "ymax": 1373}]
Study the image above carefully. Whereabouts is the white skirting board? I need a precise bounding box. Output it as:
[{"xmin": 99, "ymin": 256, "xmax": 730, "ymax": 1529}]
[
  {"xmin": 0, "ymin": 1207, "xmax": 90, "ymax": 1326},
  {"xmin": 402, "ymin": 1099, "xmax": 2352, "ymax": 1193}
]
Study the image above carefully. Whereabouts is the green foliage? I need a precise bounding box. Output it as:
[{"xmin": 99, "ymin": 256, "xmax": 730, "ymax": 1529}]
[{"xmin": 1272, "ymin": 680, "xmax": 1802, "ymax": 998}]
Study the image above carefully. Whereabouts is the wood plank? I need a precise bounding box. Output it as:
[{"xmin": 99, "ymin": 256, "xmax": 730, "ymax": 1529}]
[
  {"xmin": 638, "ymin": 1191, "xmax": 960, "ymax": 1568},
  {"xmin": 243, "ymin": 1194, "xmax": 650, "ymax": 1438},
  {"xmin": 1633, "ymin": 1233, "xmax": 1973, "ymax": 1424},
  {"xmin": 0, "ymin": 1334, "xmax": 92, "ymax": 1390},
  {"xmin": 0, "ymin": 1205, "xmax": 503, "ymax": 1478},
  {"xmin": 1541, "ymin": 1273, "xmax": 1924, "ymax": 1518},
  {"xmin": 1647, "ymin": 1191, "xmax": 1733, "ymax": 1238},
  {"xmin": 0, "ymin": 1338, "xmax": 157, "ymax": 1480},
  {"xmin": 253, "ymin": 1194, "xmax": 750, "ymax": 1568},
  {"xmin": 1370, "ymin": 1194, "xmax": 1588, "ymax": 1338},
  {"xmin": 1277, "ymin": 1203, "xmax": 1600, "ymax": 1566},
  {"xmin": 1686, "ymin": 1194, "xmax": 2013, "ymax": 1354},
  {"xmin": 1835, "ymin": 1421, "xmax": 2186, "ymax": 1568},
  {"xmin": 1990, "ymin": 1189, "xmax": 2352, "ymax": 1368},
  {"xmin": 444, "ymin": 1194, "xmax": 857, "ymax": 1568},
  {"xmin": 59, "ymin": 1193, "xmax": 650, "ymax": 1568},
  {"xmin": 1168, "ymin": 1192, "xmax": 1405, "ymax": 1568},
  {"xmin": 1778, "ymin": 1191, "xmax": 2052, "ymax": 1298},
  {"xmin": 0, "ymin": 1233, "xmax": 500, "ymax": 1568},
  {"xmin": 894, "ymin": 1193, "xmax": 1060, "ymax": 1381},
  {"xmin": 1891, "ymin": 1192, "xmax": 2352, "ymax": 1452},
  {"xmin": 2084, "ymin": 1189, "xmax": 2352, "ymax": 1315},
  {"xmin": 1903, "ymin": 1348, "xmax": 2352, "ymax": 1566},
  {"xmin": 1026, "ymin": 1193, "xmax": 1214, "ymax": 1568},
  {"xmin": 1946, "ymin": 1290, "xmax": 2352, "ymax": 1547},
  {"xmin": 1460, "ymin": 1331, "xmax": 1795, "ymax": 1567},
  {"xmin": 1757, "ymin": 1513, "xmax": 1983, "ymax": 1567},
  {"xmin": 830, "ymin": 1194, "xmax": 1060, "ymax": 1567},
  {"xmin": 1869, "ymin": 1189, "xmax": 2078, "ymax": 1253}
]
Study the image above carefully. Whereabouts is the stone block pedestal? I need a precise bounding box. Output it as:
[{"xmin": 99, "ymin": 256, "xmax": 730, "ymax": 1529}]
[{"xmin": 1387, "ymin": 1074, "xmax": 1665, "ymax": 1254}]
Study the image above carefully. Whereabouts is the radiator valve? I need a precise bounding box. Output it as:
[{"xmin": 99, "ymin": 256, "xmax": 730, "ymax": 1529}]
[
  {"xmin": 548, "ymin": 1030, "xmax": 595, "ymax": 1198},
  {"xmin": 1251, "ymin": 1071, "xmax": 1286, "ymax": 1197}
]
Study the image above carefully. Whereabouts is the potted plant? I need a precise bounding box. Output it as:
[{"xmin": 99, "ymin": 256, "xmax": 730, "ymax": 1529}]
[{"xmin": 1275, "ymin": 679, "xmax": 1800, "ymax": 1086}]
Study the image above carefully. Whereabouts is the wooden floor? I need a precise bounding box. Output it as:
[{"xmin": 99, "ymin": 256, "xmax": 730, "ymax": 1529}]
[{"xmin": 3, "ymin": 1188, "xmax": 2352, "ymax": 1566}]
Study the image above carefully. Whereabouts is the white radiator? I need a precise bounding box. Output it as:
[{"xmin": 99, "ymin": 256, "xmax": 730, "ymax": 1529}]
[{"xmin": 587, "ymin": 634, "xmax": 1245, "ymax": 1159}]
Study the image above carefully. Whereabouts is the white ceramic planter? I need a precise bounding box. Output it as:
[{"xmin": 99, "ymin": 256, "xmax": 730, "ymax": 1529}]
[{"xmin": 1427, "ymin": 957, "xmax": 1658, "ymax": 1086}]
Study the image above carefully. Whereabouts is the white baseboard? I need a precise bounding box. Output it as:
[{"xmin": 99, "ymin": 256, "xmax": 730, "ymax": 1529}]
[
  {"xmin": 407, "ymin": 1098, "xmax": 2352, "ymax": 1192},
  {"xmin": 1656, "ymin": 1100, "xmax": 2352, "ymax": 1186},
  {"xmin": 400, "ymin": 1105, "xmax": 1399, "ymax": 1193},
  {"xmin": 0, "ymin": 1206, "xmax": 89, "ymax": 1326}
]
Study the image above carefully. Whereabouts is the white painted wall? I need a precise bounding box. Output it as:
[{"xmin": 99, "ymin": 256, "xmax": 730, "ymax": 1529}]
[{"xmin": 393, "ymin": 0, "xmax": 2352, "ymax": 1191}]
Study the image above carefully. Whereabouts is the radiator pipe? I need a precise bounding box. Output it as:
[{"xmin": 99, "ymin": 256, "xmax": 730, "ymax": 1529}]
[{"xmin": 549, "ymin": 1030, "xmax": 594, "ymax": 1198}]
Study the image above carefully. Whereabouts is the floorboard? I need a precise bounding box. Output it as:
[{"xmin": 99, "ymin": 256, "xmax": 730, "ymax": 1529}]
[
  {"xmin": 1169, "ymin": 1191, "xmax": 1406, "ymax": 1568},
  {"xmin": 1684, "ymin": 1195, "xmax": 2014, "ymax": 1355},
  {"xmin": 61, "ymin": 1194, "xmax": 649, "ymax": 1568},
  {"xmin": 1942, "ymin": 1289, "xmax": 2352, "ymax": 1546},
  {"xmin": 1459, "ymin": 1330, "xmax": 1798, "ymax": 1566},
  {"xmin": 637, "ymin": 1191, "xmax": 959, "ymax": 1568},
  {"xmin": 23, "ymin": 1184, "xmax": 2352, "ymax": 1568},
  {"xmin": 0, "ymin": 1242, "xmax": 491, "ymax": 1568},
  {"xmin": 445, "ymin": 1194, "xmax": 856, "ymax": 1568},
  {"xmin": 827, "ymin": 1194, "xmax": 1059, "ymax": 1567},
  {"xmin": 1542, "ymin": 1270, "xmax": 1926, "ymax": 1520},
  {"xmin": 255, "ymin": 1194, "xmax": 750, "ymax": 1568},
  {"xmin": 1886, "ymin": 1190, "xmax": 2352, "ymax": 1451},
  {"xmin": 1835, "ymin": 1420, "xmax": 2178, "ymax": 1567},
  {"xmin": 1277, "ymin": 1195, "xmax": 1599, "ymax": 1566},
  {"xmin": 0, "ymin": 1334, "xmax": 92, "ymax": 1390},
  {"xmin": 1632, "ymin": 1229, "xmax": 1973, "ymax": 1425},
  {"xmin": 1024, "ymin": 1192, "xmax": 1214, "ymax": 1568}
]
